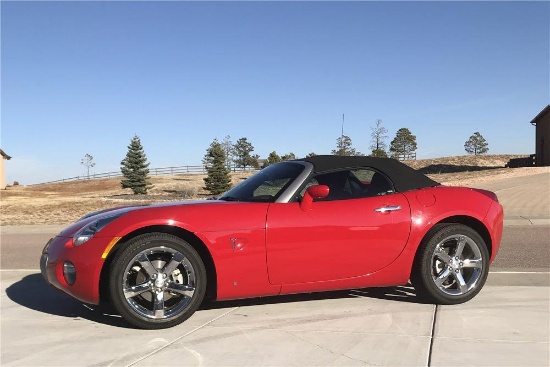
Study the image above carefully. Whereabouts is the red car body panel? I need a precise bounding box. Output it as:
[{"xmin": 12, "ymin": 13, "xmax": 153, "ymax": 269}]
[
  {"xmin": 42, "ymin": 184, "xmax": 503, "ymax": 306},
  {"xmin": 196, "ymin": 229, "xmax": 281, "ymax": 300},
  {"xmin": 402, "ymin": 186, "xmax": 502, "ymax": 262},
  {"xmin": 265, "ymin": 194, "xmax": 411, "ymax": 284}
]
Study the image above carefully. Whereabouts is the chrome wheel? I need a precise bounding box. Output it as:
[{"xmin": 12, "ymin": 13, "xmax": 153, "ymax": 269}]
[
  {"xmin": 411, "ymin": 224, "xmax": 489, "ymax": 305},
  {"xmin": 123, "ymin": 246, "xmax": 196, "ymax": 319},
  {"xmin": 109, "ymin": 233, "xmax": 206, "ymax": 329},
  {"xmin": 431, "ymin": 234, "xmax": 483, "ymax": 296}
]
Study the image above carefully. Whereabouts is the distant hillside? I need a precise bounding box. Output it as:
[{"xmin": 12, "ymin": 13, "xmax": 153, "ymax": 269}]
[
  {"xmin": 402, "ymin": 154, "xmax": 528, "ymax": 174},
  {"xmin": 0, "ymin": 154, "xmax": 543, "ymax": 226}
]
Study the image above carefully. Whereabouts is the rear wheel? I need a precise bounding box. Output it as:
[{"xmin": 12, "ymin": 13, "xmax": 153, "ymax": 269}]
[
  {"xmin": 109, "ymin": 233, "xmax": 206, "ymax": 329},
  {"xmin": 411, "ymin": 224, "xmax": 489, "ymax": 304}
]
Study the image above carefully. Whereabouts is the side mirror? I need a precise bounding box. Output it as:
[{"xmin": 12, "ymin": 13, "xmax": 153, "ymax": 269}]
[{"xmin": 300, "ymin": 185, "xmax": 329, "ymax": 211}]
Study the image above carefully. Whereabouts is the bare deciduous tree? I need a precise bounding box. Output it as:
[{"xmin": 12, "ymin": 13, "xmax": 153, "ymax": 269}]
[{"xmin": 81, "ymin": 153, "xmax": 95, "ymax": 178}]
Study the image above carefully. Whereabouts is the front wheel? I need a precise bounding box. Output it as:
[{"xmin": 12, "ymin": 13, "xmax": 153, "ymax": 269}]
[
  {"xmin": 109, "ymin": 233, "xmax": 206, "ymax": 329},
  {"xmin": 411, "ymin": 224, "xmax": 489, "ymax": 304}
]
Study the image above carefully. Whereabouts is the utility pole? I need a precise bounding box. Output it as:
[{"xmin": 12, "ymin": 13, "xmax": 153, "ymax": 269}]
[{"xmin": 341, "ymin": 114, "xmax": 345, "ymax": 139}]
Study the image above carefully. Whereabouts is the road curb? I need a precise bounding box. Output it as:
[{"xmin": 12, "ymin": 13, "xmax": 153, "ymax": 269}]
[
  {"xmin": 486, "ymin": 271, "xmax": 550, "ymax": 287},
  {"xmin": 504, "ymin": 218, "xmax": 550, "ymax": 226}
]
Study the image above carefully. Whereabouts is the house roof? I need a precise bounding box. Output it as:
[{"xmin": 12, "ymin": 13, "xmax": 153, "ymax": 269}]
[
  {"xmin": 0, "ymin": 149, "xmax": 11, "ymax": 160},
  {"xmin": 530, "ymin": 105, "xmax": 550, "ymax": 126}
]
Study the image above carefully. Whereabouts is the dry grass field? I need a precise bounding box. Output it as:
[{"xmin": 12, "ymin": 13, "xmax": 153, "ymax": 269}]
[
  {"xmin": 1, "ymin": 155, "xmax": 548, "ymax": 226},
  {"xmin": 1, "ymin": 171, "xmax": 254, "ymax": 225}
]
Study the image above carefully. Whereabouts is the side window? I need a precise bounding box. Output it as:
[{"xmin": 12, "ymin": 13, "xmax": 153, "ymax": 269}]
[
  {"xmin": 349, "ymin": 169, "xmax": 393, "ymax": 197},
  {"xmin": 300, "ymin": 168, "xmax": 393, "ymax": 201}
]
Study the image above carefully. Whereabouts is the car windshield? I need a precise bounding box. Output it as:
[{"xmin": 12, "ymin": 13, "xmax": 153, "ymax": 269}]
[{"xmin": 219, "ymin": 162, "xmax": 305, "ymax": 203}]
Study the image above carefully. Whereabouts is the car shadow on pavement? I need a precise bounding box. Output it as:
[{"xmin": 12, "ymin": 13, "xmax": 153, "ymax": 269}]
[
  {"xmin": 200, "ymin": 284, "xmax": 425, "ymax": 310},
  {"xmin": 6, "ymin": 273, "xmax": 425, "ymax": 329},
  {"xmin": 5, "ymin": 273, "xmax": 128, "ymax": 328}
]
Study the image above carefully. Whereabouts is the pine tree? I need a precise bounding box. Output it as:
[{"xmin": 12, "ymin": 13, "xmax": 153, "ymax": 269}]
[
  {"xmin": 370, "ymin": 148, "xmax": 388, "ymax": 158},
  {"xmin": 251, "ymin": 154, "xmax": 261, "ymax": 169},
  {"xmin": 332, "ymin": 135, "xmax": 360, "ymax": 156},
  {"xmin": 263, "ymin": 151, "xmax": 282, "ymax": 167},
  {"xmin": 389, "ymin": 128, "xmax": 417, "ymax": 159},
  {"xmin": 281, "ymin": 152, "xmax": 296, "ymax": 161},
  {"xmin": 203, "ymin": 139, "xmax": 232, "ymax": 195},
  {"xmin": 464, "ymin": 132, "xmax": 489, "ymax": 155},
  {"xmin": 120, "ymin": 135, "xmax": 152, "ymax": 194},
  {"xmin": 233, "ymin": 137, "xmax": 258, "ymax": 169}
]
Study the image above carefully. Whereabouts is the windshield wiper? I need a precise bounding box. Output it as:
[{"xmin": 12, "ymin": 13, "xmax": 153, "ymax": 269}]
[{"xmin": 218, "ymin": 196, "xmax": 241, "ymax": 202}]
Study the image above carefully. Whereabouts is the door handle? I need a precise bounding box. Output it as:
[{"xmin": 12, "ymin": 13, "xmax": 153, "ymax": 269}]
[{"xmin": 374, "ymin": 205, "xmax": 401, "ymax": 213}]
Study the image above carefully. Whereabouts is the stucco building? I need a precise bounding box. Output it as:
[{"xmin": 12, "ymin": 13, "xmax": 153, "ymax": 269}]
[
  {"xmin": 531, "ymin": 105, "xmax": 550, "ymax": 166},
  {"xmin": 1, "ymin": 149, "xmax": 12, "ymax": 190}
]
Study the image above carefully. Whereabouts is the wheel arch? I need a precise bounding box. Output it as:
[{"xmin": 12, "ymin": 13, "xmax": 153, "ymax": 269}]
[
  {"xmin": 409, "ymin": 216, "xmax": 492, "ymax": 304},
  {"xmin": 431, "ymin": 216, "xmax": 493, "ymax": 258},
  {"xmin": 99, "ymin": 225, "xmax": 217, "ymax": 304}
]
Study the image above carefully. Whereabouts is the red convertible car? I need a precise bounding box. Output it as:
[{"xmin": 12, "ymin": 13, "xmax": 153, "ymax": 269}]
[{"xmin": 41, "ymin": 155, "xmax": 503, "ymax": 329}]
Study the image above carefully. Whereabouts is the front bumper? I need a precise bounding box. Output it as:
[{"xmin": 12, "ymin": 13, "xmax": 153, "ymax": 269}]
[{"xmin": 40, "ymin": 235, "xmax": 107, "ymax": 305}]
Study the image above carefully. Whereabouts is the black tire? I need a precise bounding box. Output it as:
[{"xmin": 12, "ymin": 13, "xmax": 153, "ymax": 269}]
[
  {"xmin": 411, "ymin": 224, "xmax": 489, "ymax": 305},
  {"xmin": 109, "ymin": 233, "xmax": 206, "ymax": 329}
]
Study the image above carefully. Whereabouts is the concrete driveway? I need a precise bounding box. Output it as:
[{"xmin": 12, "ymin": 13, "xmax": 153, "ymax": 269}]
[{"xmin": 1, "ymin": 270, "xmax": 548, "ymax": 366}]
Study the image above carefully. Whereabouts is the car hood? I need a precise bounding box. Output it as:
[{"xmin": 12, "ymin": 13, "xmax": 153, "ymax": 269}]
[{"xmin": 57, "ymin": 199, "xmax": 254, "ymax": 237}]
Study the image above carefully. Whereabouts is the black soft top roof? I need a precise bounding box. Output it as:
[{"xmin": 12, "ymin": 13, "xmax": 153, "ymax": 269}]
[{"xmin": 297, "ymin": 155, "xmax": 439, "ymax": 193}]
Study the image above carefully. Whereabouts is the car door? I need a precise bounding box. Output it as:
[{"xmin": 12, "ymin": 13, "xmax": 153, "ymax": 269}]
[{"xmin": 265, "ymin": 168, "xmax": 411, "ymax": 285}]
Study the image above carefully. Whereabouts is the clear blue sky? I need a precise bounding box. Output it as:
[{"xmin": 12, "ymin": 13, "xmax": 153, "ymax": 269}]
[{"xmin": 2, "ymin": 1, "xmax": 548, "ymax": 184}]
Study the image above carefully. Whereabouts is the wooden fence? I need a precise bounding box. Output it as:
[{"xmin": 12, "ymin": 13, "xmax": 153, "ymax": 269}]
[
  {"xmin": 33, "ymin": 165, "xmax": 258, "ymax": 185},
  {"xmin": 395, "ymin": 152, "xmax": 417, "ymax": 161}
]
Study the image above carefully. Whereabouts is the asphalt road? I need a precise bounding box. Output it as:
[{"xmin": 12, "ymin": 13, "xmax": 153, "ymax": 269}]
[
  {"xmin": 1, "ymin": 225, "xmax": 548, "ymax": 270},
  {"xmin": 491, "ymin": 225, "xmax": 549, "ymax": 269}
]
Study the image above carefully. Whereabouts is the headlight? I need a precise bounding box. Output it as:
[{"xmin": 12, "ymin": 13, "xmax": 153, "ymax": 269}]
[{"xmin": 73, "ymin": 213, "xmax": 124, "ymax": 246}]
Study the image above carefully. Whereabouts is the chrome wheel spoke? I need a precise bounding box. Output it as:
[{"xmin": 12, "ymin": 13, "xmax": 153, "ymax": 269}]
[
  {"xmin": 434, "ymin": 246, "xmax": 452, "ymax": 263},
  {"xmin": 162, "ymin": 252, "xmax": 185, "ymax": 276},
  {"xmin": 462, "ymin": 258, "xmax": 482, "ymax": 268},
  {"xmin": 166, "ymin": 282, "xmax": 195, "ymax": 298},
  {"xmin": 136, "ymin": 253, "xmax": 158, "ymax": 277},
  {"xmin": 454, "ymin": 271, "xmax": 468, "ymax": 294},
  {"xmin": 454, "ymin": 237, "xmax": 466, "ymax": 258},
  {"xmin": 434, "ymin": 268, "xmax": 452, "ymax": 287},
  {"xmin": 124, "ymin": 281, "xmax": 151, "ymax": 299},
  {"xmin": 153, "ymin": 292, "xmax": 165, "ymax": 318}
]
